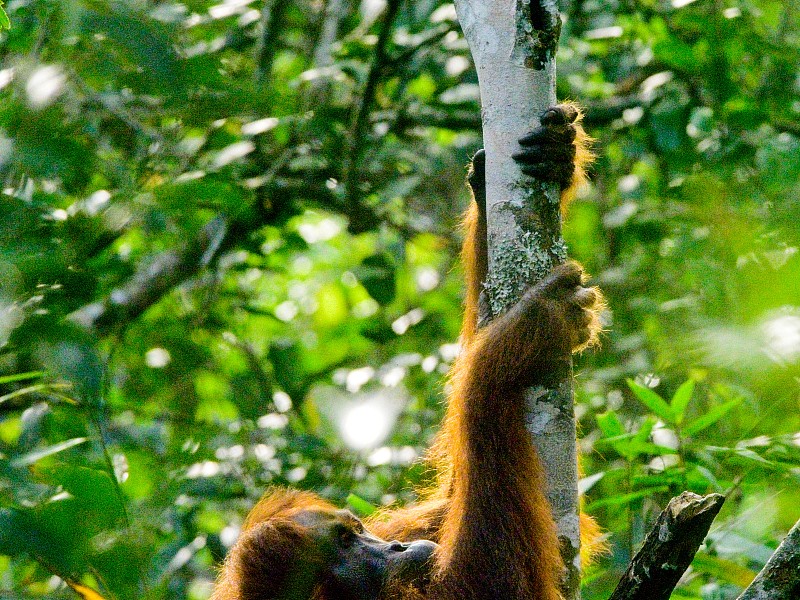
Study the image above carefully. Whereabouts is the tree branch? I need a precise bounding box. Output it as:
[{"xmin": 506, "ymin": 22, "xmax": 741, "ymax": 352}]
[
  {"xmin": 69, "ymin": 2, "xmax": 300, "ymax": 337},
  {"xmin": 69, "ymin": 216, "xmax": 230, "ymax": 335},
  {"xmin": 344, "ymin": 0, "xmax": 403, "ymax": 233},
  {"xmin": 312, "ymin": 0, "xmax": 344, "ymax": 70},
  {"xmin": 735, "ymin": 517, "xmax": 800, "ymax": 600},
  {"xmin": 609, "ymin": 492, "xmax": 725, "ymax": 600},
  {"xmin": 256, "ymin": 0, "xmax": 288, "ymax": 83},
  {"xmin": 68, "ymin": 173, "xmax": 435, "ymax": 336},
  {"xmin": 373, "ymin": 95, "xmax": 644, "ymax": 137}
]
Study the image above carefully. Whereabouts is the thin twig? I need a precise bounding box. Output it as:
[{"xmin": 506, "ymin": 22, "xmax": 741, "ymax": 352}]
[
  {"xmin": 256, "ymin": 0, "xmax": 288, "ymax": 83},
  {"xmin": 343, "ymin": 0, "xmax": 403, "ymax": 233},
  {"xmin": 69, "ymin": 216, "xmax": 230, "ymax": 335}
]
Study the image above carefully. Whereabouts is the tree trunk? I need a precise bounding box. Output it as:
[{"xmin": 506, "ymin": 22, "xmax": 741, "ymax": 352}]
[{"xmin": 452, "ymin": 0, "xmax": 581, "ymax": 597}]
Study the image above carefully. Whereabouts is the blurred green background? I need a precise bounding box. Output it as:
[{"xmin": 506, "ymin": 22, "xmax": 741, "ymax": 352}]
[{"xmin": 0, "ymin": 0, "xmax": 798, "ymax": 598}]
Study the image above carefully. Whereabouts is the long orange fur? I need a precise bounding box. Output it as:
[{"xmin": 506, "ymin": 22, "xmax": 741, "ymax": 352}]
[
  {"xmin": 213, "ymin": 103, "xmax": 603, "ymax": 600},
  {"xmin": 369, "ymin": 102, "xmax": 603, "ymax": 564}
]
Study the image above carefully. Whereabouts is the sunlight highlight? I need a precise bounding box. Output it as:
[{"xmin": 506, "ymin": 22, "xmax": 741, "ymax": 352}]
[
  {"xmin": 762, "ymin": 313, "xmax": 800, "ymax": 364},
  {"xmin": 340, "ymin": 402, "xmax": 394, "ymax": 450},
  {"xmin": 26, "ymin": 65, "xmax": 65, "ymax": 108}
]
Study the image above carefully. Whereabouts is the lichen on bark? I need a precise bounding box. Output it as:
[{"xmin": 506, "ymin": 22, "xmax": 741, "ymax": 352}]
[
  {"xmin": 451, "ymin": 0, "xmax": 581, "ymax": 595},
  {"xmin": 483, "ymin": 181, "xmax": 567, "ymax": 318}
]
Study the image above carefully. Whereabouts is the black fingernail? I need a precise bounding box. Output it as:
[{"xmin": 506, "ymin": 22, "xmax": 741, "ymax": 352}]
[{"xmin": 541, "ymin": 108, "xmax": 566, "ymax": 126}]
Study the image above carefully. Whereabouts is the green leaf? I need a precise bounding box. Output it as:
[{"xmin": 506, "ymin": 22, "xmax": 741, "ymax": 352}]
[
  {"xmin": 0, "ymin": 371, "xmax": 46, "ymax": 385},
  {"xmin": 611, "ymin": 417, "xmax": 663, "ymax": 459},
  {"xmin": 593, "ymin": 433, "xmax": 634, "ymax": 454},
  {"xmin": 314, "ymin": 283, "xmax": 349, "ymax": 328},
  {"xmin": 346, "ymin": 493, "xmax": 377, "ymax": 517},
  {"xmin": 627, "ymin": 379, "xmax": 674, "ymax": 423},
  {"xmin": 692, "ymin": 465, "xmax": 721, "ymax": 488},
  {"xmin": 653, "ymin": 37, "xmax": 697, "ymax": 72},
  {"xmin": 0, "ymin": 4, "xmax": 9, "ymax": 30},
  {"xmin": 407, "ymin": 74, "xmax": 437, "ymax": 100},
  {"xmin": 670, "ymin": 379, "xmax": 695, "ymax": 424},
  {"xmin": 578, "ymin": 471, "xmax": 604, "ymax": 494},
  {"xmin": 13, "ymin": 114, "xmax": 94, "ymax": 191},
  {"xmin": 81, "ymin": 8, "xmax": 185, "ymax": 95},
  {"xmin": 632, "ymin": 416, "xmax": 657, "ymax": 444},
  {"xmin": 0, "ymin": 501, "xmax": 87, "ymax": 575},
  {"xmin": 596, "ymin": 411, "xmax": 625, "ymax": 437},
  {"xmin": 39, "ymin": 465, "xmax": 125, "ymax": 530},
  {"xmin": 0, "ymin": 508, "xmax": 33, "ymax": 555},
  {"xmin": 596, "ymin": 416, "xmax": 678, "ymax": 460},
  {"xmin": 269, "ymin": 339, "xmax": 306, "ymax": 400},
  {"xmin": 683, "ymin": 398, "xmax": 741, "ymax": 436},
  {"xmin": 10, "ymin": 437, "xmax": 88, "ymax": 467},
  {"xmin": 691, "ymin": 553, "xmax": 755, "ymax": 587},
  {"xmin": 153, "ymin": 179, "xmax": 247, "ymax": 214},
  {"xmin": 733, "ymin": 448, "xmax": 773, "ymax": 466},
  {"xmin": 627, "ymin": 441, "xmax": 678, "ymax": 457},
  {"xmin": 586, "ymin": 486, "xmax": 671, "ymax": 510},
  {"xmin": 0, "ymin": 383, "xmax": 74, "ymax": 405},
  {"xmin": 357, "ymin": 254, "xmax": 397, "ymax": 305}
]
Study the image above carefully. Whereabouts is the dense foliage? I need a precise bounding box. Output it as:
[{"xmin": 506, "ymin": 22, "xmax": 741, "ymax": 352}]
[{"xmin": 0, "ymin": 0, "xmax": 798, "ymax": 598}]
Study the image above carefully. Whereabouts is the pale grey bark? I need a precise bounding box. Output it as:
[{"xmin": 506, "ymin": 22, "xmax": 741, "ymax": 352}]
[
  {"xmin": 451, "ymin": 0, "xmax": 581, "ymax": 596},
  {"xmin": 313, "ymin": 0, "xmax": 344, "ymax": 70},
  {"xmin": 736, "ymin": 517, "xmax": 800, "ymax": 600}
]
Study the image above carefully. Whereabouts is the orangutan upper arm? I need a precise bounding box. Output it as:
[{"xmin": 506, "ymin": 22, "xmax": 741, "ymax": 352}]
[{"xmin": 211, "ymin": 104, "xmax": 602, "ymax": 600}]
